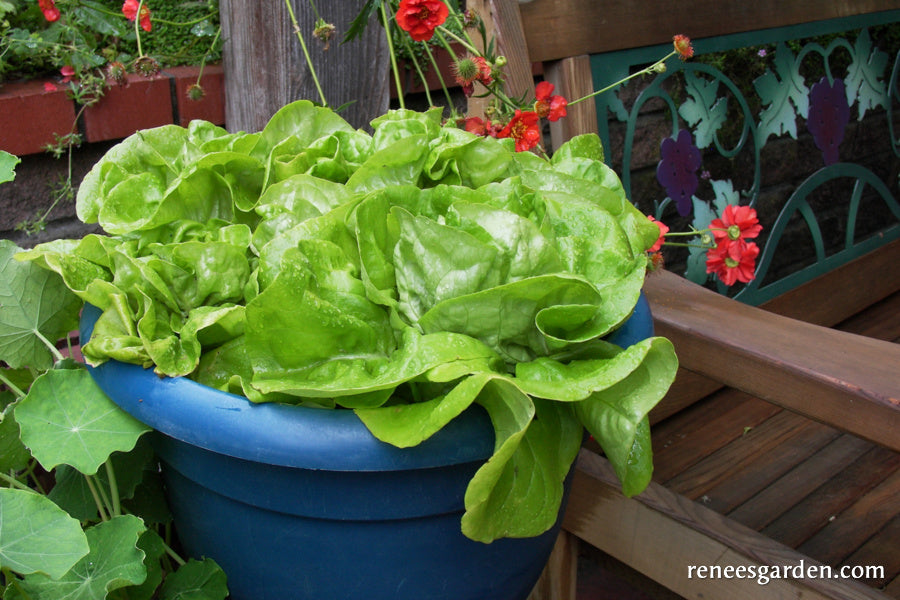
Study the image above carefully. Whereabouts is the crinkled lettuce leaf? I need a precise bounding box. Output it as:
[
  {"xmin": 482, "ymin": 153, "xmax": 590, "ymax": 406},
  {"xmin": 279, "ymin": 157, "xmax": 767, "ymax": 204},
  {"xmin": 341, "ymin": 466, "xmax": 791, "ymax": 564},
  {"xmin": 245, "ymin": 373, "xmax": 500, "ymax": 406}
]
[{"xmin": 21, "ymin": 101, "xmax": 679, "ymax": 543}]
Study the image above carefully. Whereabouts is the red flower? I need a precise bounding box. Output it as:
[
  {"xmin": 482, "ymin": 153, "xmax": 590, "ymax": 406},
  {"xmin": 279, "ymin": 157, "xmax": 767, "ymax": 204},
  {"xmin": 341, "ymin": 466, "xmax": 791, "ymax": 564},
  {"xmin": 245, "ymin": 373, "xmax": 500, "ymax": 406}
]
[
  {"xmin": 461, "ymin": 116, "xmax": 501, "ymax": 138},
  {"xmin": 706, "ymin": 238, "xmax": 759, "ymax": 286},
  {"xmin": 39, "ymin": 0, "xmax": 60, "ymax": 21},
  {"xmin": 43, "ymin": 81, "xmax": 58, "ymax": 92},
  {"xmin": 647, "ymin": 215, "xmax": 669, "ymax": 253},
  {"xmin": 710, "ymin": 204, "xmax": 762, "ymax": 243},
  {"xmin": 122, "ymin": 0, "xmax": 152, "ymax": 32},
  {"xmin": 396, "ymin": 0, "xmax": 448, "ymax": 42},
  {"xmin": 673, "ymin": 35, "xmax": 694, "ymax": 60},
  {"xmin": 498, "ymin": 110, "xmax": 541, "ymax": 152},
  {"xmin": 59, "ymin": 65, "xmax": 76, "ymax": 83},
  {"xmin": 534, "ymin": 81, "xmax": 567, "ymax": 122}
]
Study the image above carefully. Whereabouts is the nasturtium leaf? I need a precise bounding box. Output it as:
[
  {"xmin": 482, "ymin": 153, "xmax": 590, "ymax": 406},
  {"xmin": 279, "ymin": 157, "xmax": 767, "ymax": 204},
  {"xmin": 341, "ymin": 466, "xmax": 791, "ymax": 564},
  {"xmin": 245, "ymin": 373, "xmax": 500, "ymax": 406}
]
[
  {"xmin": 0, "ymin": 399, "xmax": 30, "ymax": 473},
  {"xmin": 15, "ymin": 368, "xmax": 151, "ymax": 475},
  {"xmin": 114, "ymin": 528, "xmax": 168, "ymax": 600},
  {"xmin": 15, "ymin": 514, "xmax": 147, "ymax": 600},
  {"xmin": 0, "ymin": 488, "xmax": 89, "ymax": 579},
  {"xmin": 0, "ymin": 149, "xmax": 20, "ymax": 184},
  {"xmin": 159, "ymin": 558, "xmax": 228, "ymax": 600},
  {"xmin": 0, "ymin": 240, "xmax": 82, "ymax": 370}
]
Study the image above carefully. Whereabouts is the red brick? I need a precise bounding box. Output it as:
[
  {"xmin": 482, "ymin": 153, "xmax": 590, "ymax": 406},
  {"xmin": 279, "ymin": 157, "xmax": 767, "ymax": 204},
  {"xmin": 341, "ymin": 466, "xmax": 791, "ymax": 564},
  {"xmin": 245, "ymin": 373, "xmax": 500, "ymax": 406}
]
[
  {"xmin": 81, "ymin": 73, "xmax": 173, "ymax": 143},
  {"xmin": 166, "ymin": 64, "xmax": 226, "ymax": 127},
  {"xmin": 0, "ymin": 79, "xmax": 77, "ymax": 156}
]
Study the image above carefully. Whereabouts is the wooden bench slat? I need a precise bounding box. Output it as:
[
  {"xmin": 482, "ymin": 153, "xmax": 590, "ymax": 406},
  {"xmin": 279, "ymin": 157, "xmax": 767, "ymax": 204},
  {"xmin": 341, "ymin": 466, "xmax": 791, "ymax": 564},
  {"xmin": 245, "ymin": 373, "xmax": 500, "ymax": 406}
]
[
  {"xmin": 564, "ymin": 449, "xmax": 893, "ymax": 600},
  {"xmin": 518, "ymin": 0, "xmax": 900, "ymax": 63},
  {"xmin": 698, "ymin": 421, "xmax": 842, "ymax": 515},
  {"xmin": 760, "ymin": 447, "xmax": 900, "ymax": 549},
  {"xmin": 840, "ymin": 516, "xmax": 900, "ymax": 591},
  {"xmin": 644, "ymin": 269, "xmax": 900, "ymax": 452},
  {"xmin": 663, "ymin": 411, "xmax": 833, "ymax": 499},
  {"xmin": 797, "ymin": 468, "xmax": 900, "ymax": 566},
  {"xmin": 652, "ymin": 392, "xmax": 783, "ymax": 482},
  {"xmin": 727, "ymin": 434, "xmax": 874, "ymax": 531}
]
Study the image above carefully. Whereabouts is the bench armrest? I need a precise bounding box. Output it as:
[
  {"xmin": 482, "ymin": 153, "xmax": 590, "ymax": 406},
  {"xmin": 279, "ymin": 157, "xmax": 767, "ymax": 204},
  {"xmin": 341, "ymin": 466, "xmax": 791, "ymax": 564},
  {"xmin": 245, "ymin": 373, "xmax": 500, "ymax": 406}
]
[{"xmin": 644, "ymin": 270, "xmax": 900, "ymax": 452}]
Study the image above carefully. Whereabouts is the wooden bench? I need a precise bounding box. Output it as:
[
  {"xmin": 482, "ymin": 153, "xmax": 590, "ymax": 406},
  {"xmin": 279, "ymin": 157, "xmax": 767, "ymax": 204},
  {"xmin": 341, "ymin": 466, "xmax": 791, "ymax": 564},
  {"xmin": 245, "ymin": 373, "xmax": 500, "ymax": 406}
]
[{"xmin": 463, "ymin": 1, "xmax": 900, "ymax": 598}]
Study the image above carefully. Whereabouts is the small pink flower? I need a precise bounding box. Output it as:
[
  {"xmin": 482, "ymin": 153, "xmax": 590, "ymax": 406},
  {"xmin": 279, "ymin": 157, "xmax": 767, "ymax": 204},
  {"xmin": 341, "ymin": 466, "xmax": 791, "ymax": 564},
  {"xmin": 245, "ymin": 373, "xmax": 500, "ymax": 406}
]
[{"xmin": 43, "ymin": 81, "xmax": 58, "ymax": 92}]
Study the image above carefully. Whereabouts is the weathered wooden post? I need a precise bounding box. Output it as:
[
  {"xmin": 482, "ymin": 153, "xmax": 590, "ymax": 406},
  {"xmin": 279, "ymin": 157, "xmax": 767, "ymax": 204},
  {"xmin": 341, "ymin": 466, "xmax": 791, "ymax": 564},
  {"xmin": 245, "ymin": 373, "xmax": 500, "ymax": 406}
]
[{"xmin": 219, "ymin": 1, "xmax": 389, "ymax": 132}]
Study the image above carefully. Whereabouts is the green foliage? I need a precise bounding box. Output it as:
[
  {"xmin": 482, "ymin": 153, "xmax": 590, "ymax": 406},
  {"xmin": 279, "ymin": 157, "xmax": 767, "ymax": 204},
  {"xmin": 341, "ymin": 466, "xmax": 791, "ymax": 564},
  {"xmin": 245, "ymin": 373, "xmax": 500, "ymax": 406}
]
[
  {"xmin": 21, "ymin": 101, "xmax": 678, "ymax": 544},
  {"xmin": 0, "ymin": 0, "xmax": 221, "ymax": 82},
  {"xmin": 0, "ymin": 236, "xmax": 226, "ymax": 598}
]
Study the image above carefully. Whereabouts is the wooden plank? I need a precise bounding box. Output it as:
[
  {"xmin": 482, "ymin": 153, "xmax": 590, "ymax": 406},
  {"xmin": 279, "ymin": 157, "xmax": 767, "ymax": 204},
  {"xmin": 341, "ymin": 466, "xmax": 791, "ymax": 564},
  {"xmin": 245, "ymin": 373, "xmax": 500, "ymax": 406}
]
[
  {"xmin": 839, "ymin": 516, "xmax": 900, "ymax": 593},
  {"xmin": 563, "ymin": 449, "xmax": 892, "ymax": 600},
  {"xmin": 797, "ymin": 469, "xmax": 900, "ymax": 566},
  {"xmin": 727, "ymin": 434, "xmax": 874, "ymax": 531},
  {"xmin": 761, "ymin": 447, "xmax": 900, "ymax": 549},
  {"xmin": 698, "ymin": 422, "xmax": 841, "ymax": 515},
  {"xmin": 835, "ymin": 290, "xmax": 900, "ymax": 342},
  {"xmin": 542, "ymin": 55, "xmax": 597, "ymax": 151},
  {"xmin": 650, "ymin": 368, "xmax": 725, "ymax": 424},
  {"xmin": 652, "ymin": 392, "xmax": 783, "ymax": 482},
  {"xmin": 518, "ymin": 0, "xmax": 900, "ymax": 63},
  {"xmin": 466, "ymin": 0, "xmax": 535, "ymax": 118},
  {"xmin": 644, "ymin": 269, "xmax": 900, "ymax": 452},
  {"xmin": 647, "ymin": 241, "xmax": 900, "ymax": 422},
  {"xmin": 526, "ymin": 530, "xmax": 578, "ymax": 600},
  {"xmin": 663, "ymin": 411, "xmax": 832, "ymax": 500},
  {"xmin": 761, "ymin": 239, "xmax": 900, "ymax": 327}
]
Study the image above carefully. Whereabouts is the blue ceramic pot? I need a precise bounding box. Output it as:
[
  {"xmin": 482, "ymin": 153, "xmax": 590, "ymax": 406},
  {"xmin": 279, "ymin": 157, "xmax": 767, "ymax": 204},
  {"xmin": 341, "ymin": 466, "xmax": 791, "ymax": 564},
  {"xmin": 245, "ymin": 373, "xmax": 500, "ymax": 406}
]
[{"xmin": 80, "ymin": 294, "xmax": 653, "ymax": 600}]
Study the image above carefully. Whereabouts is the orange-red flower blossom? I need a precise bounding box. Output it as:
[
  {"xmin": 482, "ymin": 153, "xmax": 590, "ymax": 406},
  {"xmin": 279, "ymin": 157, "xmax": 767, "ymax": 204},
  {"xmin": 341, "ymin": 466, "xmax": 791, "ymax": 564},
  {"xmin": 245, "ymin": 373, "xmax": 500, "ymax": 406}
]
[
  {"xmin": 498, "ymin": 110, "xmax": 541, "ymax": 152},
  {"xmin": 706, "ymin": 238, "xmax": 759, "ymax": 285},
  {"xmin": 122, "ymin": 0, "xmax": 152, "ymax": 32},
  {"xmin": 647, "ymin": 215, "xmax": 669, "ymax": 253},
  {"xmin": 673, "ymin": 35, "xmax": 694, "ymax": 60},
  {"xmin": 534, "ymin": 81, "xmax": 567, "ymax": 122},
  {"xmin": 396, "ymin": 0, "xmax": 449, "ymax": 42},
  {"xmin": 710, "ymin": 204, "xmax": 762, "ymax": 243},
  {"xmin": 39, "ymin": 0, "xmax": 60, "ymax": 21}
]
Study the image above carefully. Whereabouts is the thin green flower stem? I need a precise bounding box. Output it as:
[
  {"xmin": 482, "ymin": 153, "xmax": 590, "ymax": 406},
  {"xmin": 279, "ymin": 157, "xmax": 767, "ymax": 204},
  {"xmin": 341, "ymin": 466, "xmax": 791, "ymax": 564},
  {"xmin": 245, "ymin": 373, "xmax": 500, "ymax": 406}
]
[
  {"xmin": 569, "ymin": 52, "xmax": 677, "ymax": 106},
  {"xmin": 33, "ymin": 330, "xmax": 65, "ymax": 363},
  {"xmin": 194, "ymin": 26, "xmax": 222, "ymax": 86},
  {"xmin": 21, "ymin": 461, "xmax": 48, "ymax": 495},
  {"xmin": 134, "ymin": 0, "xmax": 145, "ymax": 57},
  {"xmin": 0, "ymin": 471, "xmax": 34, "ymax": 492},
  {"xmin": 161, "ymin": 538, "xmax": 187, "ymax": 567},
  {"xmin": 436, "ymin": 26, "xmax": 479, "ymax": 56},
  {"xmin": 381, "ymin": 1, "xmax": 406, "ymax": 109},
  {"xmin": 421, "ymin": 43, "xmax": 455, "ymax": 109},
  {"xmin": 84, "ymin": 473, "xmax": 110, "ymax": 522},
  {"xmin": 400, "ymin": 37, "xmax": 435, "ymax": 107},
  {"xmin": 105, "ymin": 461, "xmax": 121, "ymax": 517},
  {"xmin": 0, "ymin": 371, "xmax": 25, "ymax": 398},
  {"xmin": 284, "ymin": 0, "xmax": 328, "ymax": 106},
  {"xmin": 432, "ymin": 29, "xmax": 519, "ymax": 112},
  {"xmin": 152, "ymin": 12, "xmax": 220, "ymax": 27}
]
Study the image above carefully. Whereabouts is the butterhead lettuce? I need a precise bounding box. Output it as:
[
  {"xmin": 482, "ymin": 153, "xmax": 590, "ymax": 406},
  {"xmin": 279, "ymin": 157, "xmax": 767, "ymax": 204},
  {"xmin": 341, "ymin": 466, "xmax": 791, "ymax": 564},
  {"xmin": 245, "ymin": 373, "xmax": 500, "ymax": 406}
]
[{"xmin": 21, "ymin": 100, "xmax": 678, "ymax": 543}]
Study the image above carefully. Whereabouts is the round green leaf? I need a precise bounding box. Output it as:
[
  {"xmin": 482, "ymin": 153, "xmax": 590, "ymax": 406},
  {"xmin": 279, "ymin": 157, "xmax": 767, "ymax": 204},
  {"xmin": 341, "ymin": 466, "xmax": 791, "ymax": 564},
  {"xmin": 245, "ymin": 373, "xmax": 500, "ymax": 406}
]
[
  {"xmin": 0, "ymin": 488, "xmax": 89, "ymax": 578},
  {"xmin": 16, "ymin": 514, "xmax": 148, "ymax": 599},
  {"xmin": 16, "ymin": 369, "xmax": 151, "ymax": 475}
]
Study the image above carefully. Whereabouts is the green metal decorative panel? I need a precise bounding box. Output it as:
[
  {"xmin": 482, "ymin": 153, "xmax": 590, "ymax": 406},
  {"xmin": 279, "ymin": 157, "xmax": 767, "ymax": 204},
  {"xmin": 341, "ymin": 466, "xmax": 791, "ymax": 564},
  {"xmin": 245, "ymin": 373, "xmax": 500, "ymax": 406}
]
[{"xmin": 591, "ymin": 13, "xmax": 900, "ymax": 305}]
